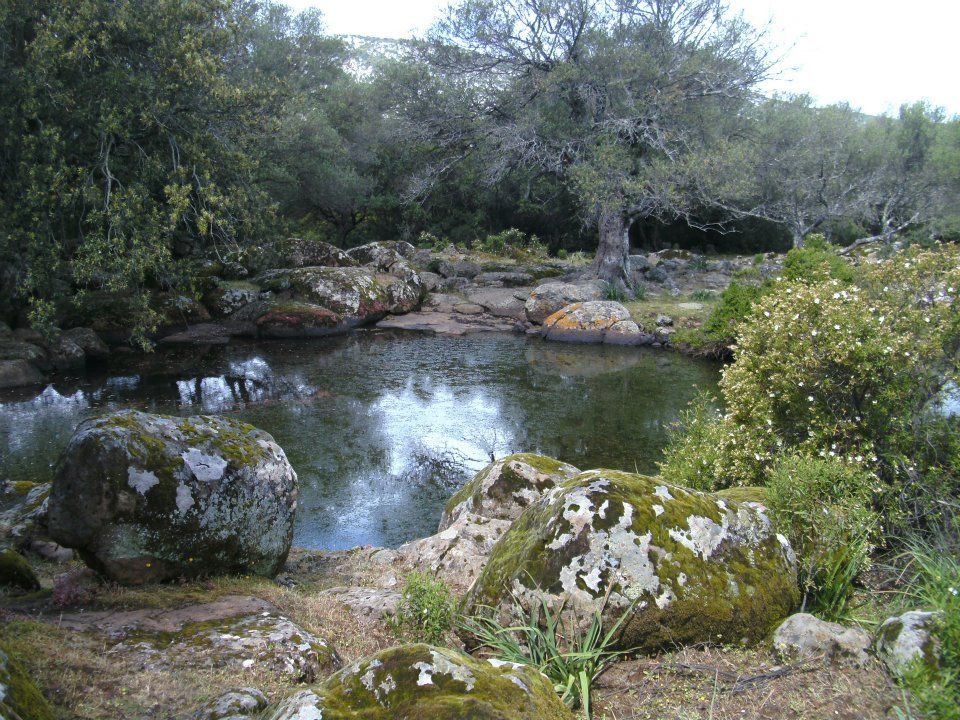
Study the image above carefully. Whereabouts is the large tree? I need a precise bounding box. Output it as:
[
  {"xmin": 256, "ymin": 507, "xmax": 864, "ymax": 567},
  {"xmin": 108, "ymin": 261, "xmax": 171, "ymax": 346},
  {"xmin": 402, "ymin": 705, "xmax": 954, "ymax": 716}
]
[
  {"xmin": 411, "ymin": 0, "xmax": 772, "ymax": 284},
  {"xmin": 0, "ymin": 0, "xmax": 280, "ymax": 341}
]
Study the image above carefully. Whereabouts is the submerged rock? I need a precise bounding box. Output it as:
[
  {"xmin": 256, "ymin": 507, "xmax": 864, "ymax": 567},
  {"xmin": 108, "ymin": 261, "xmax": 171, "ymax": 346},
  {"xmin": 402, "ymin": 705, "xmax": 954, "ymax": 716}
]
[
  {"xmin": 772, "ymin": 613, "xmax": 872, "ymax": 665},
  {"xmin": 265, "ymin": 644, "xmax": 573, "ymax": 720},
  {"xmin": 48, "ymin": 410, "xmax": 297, "ymax": 584},
  {"xmin": 440, "ymin": 454, "xmax": 581, "ymax": 531},
  {"xmin": 461, "ymin": 470, "xmax": 798, "ymax": 652},
  {"xmin": 524, "ymin": 281, "xmax": 603, "ymax": 324},
  {"xmin": 875, "ymin": 610, "xmax": 943, "ymax": 675}
]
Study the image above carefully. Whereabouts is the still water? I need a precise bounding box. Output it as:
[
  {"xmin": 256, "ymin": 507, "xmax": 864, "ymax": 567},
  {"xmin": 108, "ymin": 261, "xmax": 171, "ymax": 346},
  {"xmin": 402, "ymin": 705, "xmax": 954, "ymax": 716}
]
[{"xmin": 0, "ymin": 331, "xmax": 720, "ymax": 549}]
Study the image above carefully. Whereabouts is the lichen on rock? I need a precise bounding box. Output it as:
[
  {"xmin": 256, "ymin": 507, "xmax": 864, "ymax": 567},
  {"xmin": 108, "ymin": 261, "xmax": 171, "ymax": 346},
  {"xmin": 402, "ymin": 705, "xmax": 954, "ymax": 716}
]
[
  {"xmin": 461, "ymin": 469, "xmax": 799, "ymax": 653},
  {"xmin": 264, "ymin": 643, "xmax": 573, "ymax": 720},
  {"xmin": 47, "ymin": 410, "xmax": 298, "ymax": 584},
  {"xmin": 440, "ymin": 453, "xmax": 581, "ymax": 531}
]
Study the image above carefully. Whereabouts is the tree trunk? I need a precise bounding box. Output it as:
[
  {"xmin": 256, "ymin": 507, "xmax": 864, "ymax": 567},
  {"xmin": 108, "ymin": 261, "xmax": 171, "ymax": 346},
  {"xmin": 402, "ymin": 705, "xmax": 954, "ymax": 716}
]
[
  {"xmin": 791, "ymin": 228, "xmax": 805, "ymax": 249},
  {"xmin": 591, "ymin": 206, "xmax": 631, "ymax": 286}
]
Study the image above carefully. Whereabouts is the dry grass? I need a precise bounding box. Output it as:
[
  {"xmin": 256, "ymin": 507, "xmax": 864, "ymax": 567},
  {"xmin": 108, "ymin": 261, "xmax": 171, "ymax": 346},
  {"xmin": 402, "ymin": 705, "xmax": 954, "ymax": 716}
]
[{"xmin": 592, "ymin": 645, "xmax": 899, "ymax": 720}]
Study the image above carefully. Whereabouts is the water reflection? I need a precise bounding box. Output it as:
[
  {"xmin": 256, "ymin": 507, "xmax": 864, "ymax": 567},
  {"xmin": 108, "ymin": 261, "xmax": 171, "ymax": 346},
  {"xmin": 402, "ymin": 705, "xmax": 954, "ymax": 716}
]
[{"xmin": 0, "ymin": 332, "xmax": 721, "ymax": 549}]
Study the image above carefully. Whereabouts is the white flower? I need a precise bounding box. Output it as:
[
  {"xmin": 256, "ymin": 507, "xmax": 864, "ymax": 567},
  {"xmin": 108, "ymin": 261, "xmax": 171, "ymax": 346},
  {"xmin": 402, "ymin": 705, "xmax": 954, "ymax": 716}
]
[{"xmin": 807, "ymin": 395, "xmax": 814, "ymax": 402}]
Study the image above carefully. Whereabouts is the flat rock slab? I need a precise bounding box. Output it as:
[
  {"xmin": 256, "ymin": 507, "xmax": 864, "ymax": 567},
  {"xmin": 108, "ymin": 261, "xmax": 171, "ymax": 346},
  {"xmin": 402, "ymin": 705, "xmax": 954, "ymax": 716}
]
[
  {"xmin": 464, "ymin": 287, "xmax": 531, "ymax": 319},
  {"xmin": 376, "ymin": 311, "xmax": 515, "ymax": 336},
  {"xmin": 56, "ymin": 594, "xmax": 274, "ymax": 637}
]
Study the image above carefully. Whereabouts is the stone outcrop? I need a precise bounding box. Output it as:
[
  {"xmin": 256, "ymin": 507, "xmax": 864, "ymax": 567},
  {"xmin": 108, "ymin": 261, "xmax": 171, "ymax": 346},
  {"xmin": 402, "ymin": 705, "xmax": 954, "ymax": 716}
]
[
  {"xmin": 524, "ymin": 282, "xmax": 603, "ymax": 324},
  {"xmin": 0, "ymin": 642, "xmax": 54, "ymax": 720},
  {"xmin": 772, "ymin": 613, "xmax": 872, "ymax": 665},
  {"xmin": 875, "ymin": 610, "xmax": 943, "ymax": 675},
  {"xmin": 193, "ymin": 688, "xmax": 269, "ymax": 720},
  {"xmin": 264, "ymin": 644, "xmax": 573, "ymax": 720},
  {"xmin": 48, "ymin": 410, "xmax": 297, "ymax": 584},
  {"xmin": 440, "ymin": 454, "xmax": 581, "ymax": 531},
  {"xmin": 542, "ymin": 302, "xmax": 645, "ymax": 345},
  {"xmin": 461, "ymin": 470, "xmax": 799, "ymax": 652}
]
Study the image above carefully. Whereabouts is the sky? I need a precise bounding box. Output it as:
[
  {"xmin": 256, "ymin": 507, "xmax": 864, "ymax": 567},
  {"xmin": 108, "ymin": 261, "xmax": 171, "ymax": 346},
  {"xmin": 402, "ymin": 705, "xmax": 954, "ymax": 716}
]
[{"xmin": 282, "ymin": 0, "xmax": 959, "ymax": 117}]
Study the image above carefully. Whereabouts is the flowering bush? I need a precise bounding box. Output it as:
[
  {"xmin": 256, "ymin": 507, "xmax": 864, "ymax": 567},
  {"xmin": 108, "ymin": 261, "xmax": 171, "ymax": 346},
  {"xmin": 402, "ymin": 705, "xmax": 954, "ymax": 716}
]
[{"xmin": 661, "ymin": 245, "xmax": 960, "ymax": 532}]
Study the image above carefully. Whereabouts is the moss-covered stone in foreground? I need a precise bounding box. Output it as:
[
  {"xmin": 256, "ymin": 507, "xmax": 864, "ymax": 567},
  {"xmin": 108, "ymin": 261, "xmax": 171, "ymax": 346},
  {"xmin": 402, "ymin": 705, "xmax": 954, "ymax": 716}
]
[
  {"xmin": 266, "ymin": 643, "xmax": 573, "ymax": 720},
  {"xmin": 461, "ymin": 470, "xmax": 799, "ymax": 653},
  {"xmin": 0, "ymin": 642, "xmax": 54, "ymax": 720}
]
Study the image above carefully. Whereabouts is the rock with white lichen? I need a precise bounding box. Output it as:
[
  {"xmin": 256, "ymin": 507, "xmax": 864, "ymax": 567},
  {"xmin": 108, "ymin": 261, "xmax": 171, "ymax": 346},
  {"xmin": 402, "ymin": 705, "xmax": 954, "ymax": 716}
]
[
  {"xmin": 47, "ymin": 410, "xmax": 297, "ymax": 584},
  {"xmin": 772, "ymin": 613, "xmax": 872, "ymax": 665},
  {"xmin": 875, "ymin": 610, "xmax": 943, "ymax": 675},
  {"xmin": 193, "ymin": 688, "xmax": 269, "ymax": 720},
  {"xmin": 461, "ymin": 469, "xmax": 799, "ymax": 653},
  {"xmin": 439, "ymin": 454, "xmax": 581, "ymax": 531},
  {"xmin": 264, "ymin": 644, "xmax": 573, "ymax": 720}
]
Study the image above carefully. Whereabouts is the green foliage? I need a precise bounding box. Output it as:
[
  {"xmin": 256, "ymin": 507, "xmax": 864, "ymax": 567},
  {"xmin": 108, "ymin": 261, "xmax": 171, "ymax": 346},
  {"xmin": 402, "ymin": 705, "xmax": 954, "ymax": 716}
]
[
  {"xmin": 701, "ymin": 280, "xmax": 768, "ymax": 345},
  {"xmin": 895, "ymin": 537, "xmax": 960, "ymax": 720},
  {"xmin": 782, "ymin": 234, "xmax": 856, "ymax": 283},
  {"xmin": 766, "ymin": 454, "xmax": 878, "ymax": 620},
  {"xmin": 659, "ymin": 393, "xmax": 726, "ymax": 491},
  {"xmin": 0, "ymin": 0, "xmax": 284, "ymax": 339},
  {"xmin": 632, "ymin": 283, "xmax": 647, "ymax": 301},
  {"xmin": 459, "ymin": 593, "xmax": 637, "ymax": 719},
  {"xmin": 601, "ymin": 282, "xmax": 628, "ymax": 302},
  {"xmin": 556, "ymin": 248, "xmax": 569, "ymax": 260},
  {"xmin": 690, "ymin": 289, "xmax": 714, "ymax": 301},
  {"xmin": 388, "ymin": 572, "xmax": 454, "ymax": 645},
  {"xmin": 661, "ymin": 245, "xmax": 960, "ymax": 541}
]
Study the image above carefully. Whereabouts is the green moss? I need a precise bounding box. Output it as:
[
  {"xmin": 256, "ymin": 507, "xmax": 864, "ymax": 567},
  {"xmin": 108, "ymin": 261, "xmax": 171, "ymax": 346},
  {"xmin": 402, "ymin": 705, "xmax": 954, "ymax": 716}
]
[
  {"xmin": 715, "ymin": 486, "xmax": 769, "ymax": 505},
  {"xmin": 462, "ymin": 470, "xmax": 799, "ymax": 653},
  {"xmin": 0, "ymin": 642, "xmax": 54, "ymax": 720},
  {"xmin": 442, "ymin": 454, "xmax": 578, "ymax": 522},
  {"xmin": 271, "ymin": 644, "xmax": 572, "ymax": 720},
  {"xmin": 0, "ymin": 549, "xmax": 40, "ymax": 591}
]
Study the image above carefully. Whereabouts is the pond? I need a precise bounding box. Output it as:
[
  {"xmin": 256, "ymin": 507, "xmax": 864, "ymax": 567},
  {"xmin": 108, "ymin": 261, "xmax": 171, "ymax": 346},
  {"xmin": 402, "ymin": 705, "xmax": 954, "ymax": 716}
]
[{"xmin": 0, "ymin": 331, "xmax": 721, "ymax": 550}]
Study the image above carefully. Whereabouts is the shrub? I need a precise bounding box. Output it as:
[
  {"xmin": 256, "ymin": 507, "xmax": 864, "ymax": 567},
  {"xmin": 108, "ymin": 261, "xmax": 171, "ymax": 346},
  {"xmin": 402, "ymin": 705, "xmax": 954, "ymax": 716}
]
[
  {"xmin": 480, "ymin": 228, "xmax": 527, "ymax": 254},
  {"xmin": 556, "ymin": 248, "xmax": 569, "ymax": 260},
  {"xmin": 894, "ymin": 536, "xmax": 960, "ymax": 720},
  {"xmin": 782, "ymin": 234, "xmax": 856, "ymax": 284},
  {"xmin": 766, "ymin": 454, "xmax": 878, "ymax": 620},
  {"xmin": 690, "ymin": 289, "xmax": 714, "ymax": 301},
  {"xmin": 417, "ymin": 231, "xmax": 446, "ymax": 251},
  {"xmin": 661, "ymin": 245, "xmax": 960, "ymax": 530},
  {"xmin": 388, "ymin": 571, "xmax": 454, "ymax": 645},
  {"xmin": 601, "ymin": 282, "xmax": 628, "ymax": 302},
  {"xmin": 701, "ymin": 280, "xmax": 767, "ymax": 345},
  {"xmin": 632, "ymin": 283, "xmax": 647, "ymax": 301}
]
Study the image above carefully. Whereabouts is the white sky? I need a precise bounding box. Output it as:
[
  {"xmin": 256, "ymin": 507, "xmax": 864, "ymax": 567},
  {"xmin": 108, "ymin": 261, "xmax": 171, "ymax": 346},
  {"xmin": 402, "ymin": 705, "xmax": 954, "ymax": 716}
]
[{"xmin": 283, "ymin": 0, "xmax": 960, "ymax": 116}]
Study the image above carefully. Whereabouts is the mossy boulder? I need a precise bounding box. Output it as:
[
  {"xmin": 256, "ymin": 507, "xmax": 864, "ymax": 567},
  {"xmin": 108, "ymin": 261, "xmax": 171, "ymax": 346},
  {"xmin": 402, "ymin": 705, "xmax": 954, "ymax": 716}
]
[
  {"xmin": 0, "ymin": 548, "xmax": 40, "ymax": 591},
  {"xmin": 0, "ymin": 482, "xmax": 51, "ymax": 541},
  {"xmin": 265, "ymin": 644, "xmax": 573, "ymax": 720},
  {"xmin": 440, "ymin": 454, "xmax": 581, "ymax": 531},
  {"xmin": 47, "ymin": 410, "xmax": 298, "ymax": 584},
  {"xmin": 461, "ymin": 470, "xmax": 799, "ymax": 653},
  {"xmin": 875, "ymin": 610, "xmax": 943, "ymax": 675},
  {"xmin": 239, "ymin": 261, "xmax": 424, "ymax": 338},
  {"xmin": 0, "ymin": 642, "xmax": 54, "ymax": 720}
]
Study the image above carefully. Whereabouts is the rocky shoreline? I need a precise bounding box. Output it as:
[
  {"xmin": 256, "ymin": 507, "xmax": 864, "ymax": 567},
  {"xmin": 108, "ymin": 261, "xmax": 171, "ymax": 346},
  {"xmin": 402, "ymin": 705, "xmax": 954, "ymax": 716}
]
[
  {"xmin": 0, "ymin": 239, "xmax": 779, "ymax": 392},
  {"xmin": 0, "ymin": 412, "xmax": 940, "ymax": 719}
]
